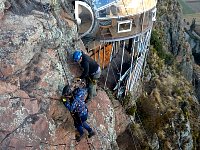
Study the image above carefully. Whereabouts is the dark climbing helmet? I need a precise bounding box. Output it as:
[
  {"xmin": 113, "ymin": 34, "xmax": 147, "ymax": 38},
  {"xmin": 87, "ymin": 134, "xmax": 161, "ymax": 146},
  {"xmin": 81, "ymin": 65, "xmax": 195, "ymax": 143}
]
[
  {"xmin": 73, "ymin": 50, "xmax": 82, "ymax": 62},
  {"xmin": 62, "ymin": 84, "xmax": 72, "ymax": 96}
]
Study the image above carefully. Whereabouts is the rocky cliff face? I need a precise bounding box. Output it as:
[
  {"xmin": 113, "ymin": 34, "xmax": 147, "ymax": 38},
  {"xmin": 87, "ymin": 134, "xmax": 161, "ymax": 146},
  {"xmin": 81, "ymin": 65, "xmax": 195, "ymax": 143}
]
[
  {"xmin": 116, "ymin": 0, "xmax": 200, "ymax": 149},
  {"xmin": 184, "ymin": 21, "xmax": 200, "ymax": 100},
  {"xmin": 154, "ymin": 0, "xmax": 194, "ymax": 82},
  {"xmin": 154, "ymin": 0, "xmax": 200, "ymax": 102},
  {"xmin": 0, "ymin": 0, "xmax": 130, "ymax": 149},
  {"xmin": 0, "ymin": 0, "xmax": 200, "ymax": 150},
  {"xmin": 116, "ymin": 47, "xmax": 200, "ymax": 149}
]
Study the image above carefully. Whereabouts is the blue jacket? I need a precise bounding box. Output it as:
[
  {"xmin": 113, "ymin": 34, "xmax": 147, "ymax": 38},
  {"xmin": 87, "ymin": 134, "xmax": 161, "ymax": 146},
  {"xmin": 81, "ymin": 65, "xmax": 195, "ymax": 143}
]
[{"xmin": 64, "ymin": 88, "xmax": 88, "ymax": 117}]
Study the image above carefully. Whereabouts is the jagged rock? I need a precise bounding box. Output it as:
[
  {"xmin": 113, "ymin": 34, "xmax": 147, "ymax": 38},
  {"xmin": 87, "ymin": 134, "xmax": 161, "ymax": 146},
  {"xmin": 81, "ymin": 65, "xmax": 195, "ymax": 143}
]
[
  {"xmin": 1, "ymin": 0, "xmax": 200, "ymax": 149},
  {"xmin": 0, "ymin": 82, "xmax": 50, "ymax": 149},
  {"xmin": 150, "ymin": 133, "xmax": 159, "ymax": 150},
  {"xmin": 193, "ymin": 64, "xmax": 200, "ymax": 101},
  {"xmin": 155, "ymin": 0, "xmax": 194, "ymax": 82},
  {"xmin": 0, "ymin": 0, "xmax": 11, "ymax": 20}
]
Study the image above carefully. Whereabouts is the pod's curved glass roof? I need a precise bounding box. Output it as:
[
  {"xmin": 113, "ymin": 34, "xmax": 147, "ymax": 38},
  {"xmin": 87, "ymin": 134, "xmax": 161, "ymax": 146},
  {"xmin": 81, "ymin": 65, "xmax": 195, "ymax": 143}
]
[
  {"xmin": 92, "ymin": 0, "xmax": 157, "ymax": 18},
  {"xmin": 93, "ymin": 0, "xmax": 116, "ymax": 9}
]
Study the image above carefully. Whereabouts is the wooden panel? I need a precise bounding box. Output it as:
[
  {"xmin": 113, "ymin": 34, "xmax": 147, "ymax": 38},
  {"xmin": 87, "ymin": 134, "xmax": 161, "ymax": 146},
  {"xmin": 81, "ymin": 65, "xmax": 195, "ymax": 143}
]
[{"xmin": 91, "ymin": 44, "xmax": 113, "ymax": 68}]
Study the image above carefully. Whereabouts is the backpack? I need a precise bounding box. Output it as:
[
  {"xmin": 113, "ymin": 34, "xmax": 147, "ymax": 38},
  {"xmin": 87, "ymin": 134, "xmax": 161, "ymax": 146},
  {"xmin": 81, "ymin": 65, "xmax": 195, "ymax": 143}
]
[
  {"xmin": 72, "ymin": 88, "xmax": 87, "ymax": 116},
  {"xmin": 73, "ymin": 88, "xmax": 87, "ymax": 102}
]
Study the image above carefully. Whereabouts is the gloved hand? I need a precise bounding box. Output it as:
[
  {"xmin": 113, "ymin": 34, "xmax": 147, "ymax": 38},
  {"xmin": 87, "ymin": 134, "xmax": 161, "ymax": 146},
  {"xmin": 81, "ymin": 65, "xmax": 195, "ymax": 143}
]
[
  {"xmin": 61, "ymin": 95, "xmax": 72, "ymax": 102},
  {"xmin": 61, "ymin": 96, "xmax": 67, "ymax": 102}
]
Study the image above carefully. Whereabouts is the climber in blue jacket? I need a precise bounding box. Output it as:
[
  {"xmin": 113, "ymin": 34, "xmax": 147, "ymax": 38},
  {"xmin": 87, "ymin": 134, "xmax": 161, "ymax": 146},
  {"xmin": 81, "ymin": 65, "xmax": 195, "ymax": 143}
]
[{"xmin": 62, "ymin": 85, "xmax": 95, "ymax": 142}]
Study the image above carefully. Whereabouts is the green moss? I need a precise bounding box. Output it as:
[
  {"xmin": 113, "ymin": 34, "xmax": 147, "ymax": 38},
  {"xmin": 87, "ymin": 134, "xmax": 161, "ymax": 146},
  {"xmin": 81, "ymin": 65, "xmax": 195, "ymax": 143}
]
[
  {"xmin": 165, "ymin": 53, "xmax": 174, "ymax": 65},
  {"xmin": 192, "ymin": 130, "xmax": 200, "ymax": 149},
  {"xmin": 172, "ymin": 86, "xmax": 183, "ymax": 96},
  {"xmin": 150, "ymin": 30, "xmax": 164, "ymax": 58},
  {"xmin": 121, "ymin": 92, "xmax": 132, "ymax": 107},
  {"xmin": 126, "ymin": 105, "xmax": 137, "ymax": 116},
  {"xmin": 150, "ymin": 30, "xmax": 174, "ymax": 65}
]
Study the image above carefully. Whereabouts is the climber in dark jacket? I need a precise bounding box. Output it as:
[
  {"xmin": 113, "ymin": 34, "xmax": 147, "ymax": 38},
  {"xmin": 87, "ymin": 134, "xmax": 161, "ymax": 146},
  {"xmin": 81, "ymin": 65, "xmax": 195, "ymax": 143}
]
[
  {"xmin": 62, "ymin": 85, "xmax": 95, "ymax": 142},
  {"xmin": 73, "ymin": 50, "xmax": 101, "ymax": 102}
]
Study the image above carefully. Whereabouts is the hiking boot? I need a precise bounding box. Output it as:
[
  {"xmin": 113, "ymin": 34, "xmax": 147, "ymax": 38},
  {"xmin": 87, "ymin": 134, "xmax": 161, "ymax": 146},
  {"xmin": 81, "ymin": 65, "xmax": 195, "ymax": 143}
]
[
  {"xmin": 93, "ymin": 93, "xmax": 97, "ymax": 97},
  {"xmin": 88, "ymin": 131, "xmax": 95, "ymax": 138},
  {"xmin": 75, "ymin": 134, "xmax": 84, "ymax": 142}
]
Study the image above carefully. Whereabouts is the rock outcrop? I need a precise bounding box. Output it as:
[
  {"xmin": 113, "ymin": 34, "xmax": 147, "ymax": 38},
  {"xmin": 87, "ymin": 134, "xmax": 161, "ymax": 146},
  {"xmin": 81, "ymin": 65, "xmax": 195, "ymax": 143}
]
[
  {"xmin": 155, "ymin": 0, "xmax": 194, "ymax": 82},
  {"xmin": 193, "ymin": 64, "xmax": 200, "ymax": 101},
  {"xmin": 117, "ymin": 47, "xmax": 200, "ymax": 149},
  {"xmin": 0, "ymin": 0, "xmax": 200, "ymax": 150},
  {"xmin": 0, "ymin": 0, "xmax": 130, "ymax": 149}
]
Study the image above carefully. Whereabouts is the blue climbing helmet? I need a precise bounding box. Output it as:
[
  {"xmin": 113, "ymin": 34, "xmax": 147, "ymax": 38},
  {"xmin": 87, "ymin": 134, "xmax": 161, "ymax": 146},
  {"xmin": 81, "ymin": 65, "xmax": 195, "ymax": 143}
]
[{"xmin": 73, "ymin": 50, "xmax": 82, "ymax": 62}]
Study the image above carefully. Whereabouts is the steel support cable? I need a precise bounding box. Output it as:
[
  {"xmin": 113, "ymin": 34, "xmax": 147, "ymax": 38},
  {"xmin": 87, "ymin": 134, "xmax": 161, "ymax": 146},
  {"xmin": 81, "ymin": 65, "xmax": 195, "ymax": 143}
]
[
  {"xmin": 116, "ymin": 41, "xmax": 119, "ymax": 54},
  {"xmin": 104, "ymin": 42, "xmax": 115, "ymax": 89},
  {"xmin": 141, "ymin": 30, "xmax": 151, "ymax": 81},
  {"xmin": 117, "ymin": 40, "xmax": 125, "ymax": 97},
  {"xmin": 130, "ymin": 29, "xmax": 150, "ymax": 90},
  {"xmin": 129, "ymin": 42, "xmax": 141, "ymax": 90},
  {"xmin": 141, "ymin": 30, "xmax": 152, "ymax": 82},
  {"xmin": 126, "ymin": 38, "xmax": 136, "ymax": 93},
  {"xmin": 110, "ymin": 64, "xmax": 119, "ymax": 85},
  {"xmin": 133, "ymin": 34, "xmax": 143, "ymax": 83},
  {"xmin": 98, "ymin": 43, "xmax": 102, "ymax": 65},
  {"xmin": 133, "ymin": 55, "xmax": 144, "ymax": 87},
  {"xmin": 103, "ymin": 42, "xmax": 106, "ymax": 69},
  {"xmin": 93, "ymin": 41, "xmax": 96, "ymax": 61},
  {"xmin": 113, "ymin": 40, "xmax": 132, "ymax": 93}
]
